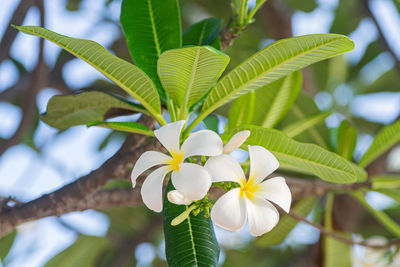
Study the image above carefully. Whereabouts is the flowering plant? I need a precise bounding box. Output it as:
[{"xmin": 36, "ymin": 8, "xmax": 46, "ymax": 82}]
[{"xmin": 15, "ymin": 0, "xmax": 393, "ymax": 265}]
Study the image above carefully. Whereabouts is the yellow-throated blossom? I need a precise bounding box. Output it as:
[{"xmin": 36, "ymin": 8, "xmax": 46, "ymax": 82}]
[
  {"xmin": 131, "ymin": 120, "xmax": 223, "ymax": 212},
  {"xmin": 205, "ymin": 145, "xmax": 291, "ymax": 236},
  {"xmin": 167, "ymin": 130, "xmax": 251, "ymax": 206}
]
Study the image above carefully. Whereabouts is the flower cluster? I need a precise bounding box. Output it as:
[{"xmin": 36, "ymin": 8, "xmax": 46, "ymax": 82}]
[{"xmin": 131, "ymin": 121, "xmax": 292, "ymax": 236}]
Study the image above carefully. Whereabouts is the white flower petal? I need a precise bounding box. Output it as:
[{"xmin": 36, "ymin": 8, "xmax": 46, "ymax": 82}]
[
  {"xmin": 248, "ymin": 145, "xmax": 279, "ymax": 185},
  {"xmin": 171, "ymin": 163, "xmax": 212, "ymax": 201},
  {"xmin": 181, "ymin": 130, "xmax": 223, "ymax": 158},
  {"xmin": 204, "ymin": 154, "xmax": 244, "ymax": 183},
  {"xmin": 246, "ymin": 196, "xmax": 279, "ymax": 236},
  {"xmin": 154, "ymin": 120, "xmax": 185, "ymax": 154},
  {"xmin": 167, "ymin": 190, "xmax": 192, "ymax": 205},
  {"xmin": 223, "ymin": 130, "xmax": 250, "ymax": 154},
  {"xmin": 211, "ymin": 188, "xmax": 247, "ymax": 232},
  {"xmin": 131, "ymin": 151, "xmax": 172, "ymax": 187},
  {"xmin": 256, "ymin": 177, "xmax": 292, "ymax": 212},
  {"xmin": 140, "ymin": 166, "xmax": 171, "ymax": 212}
]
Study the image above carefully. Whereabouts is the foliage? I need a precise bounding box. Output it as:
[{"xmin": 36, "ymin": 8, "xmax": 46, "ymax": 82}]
[
  {"xmin": 222, "ymin": 126, "xmax": 366, "ymax": 183},
  {"xmin": 4, "ymin": 0, "xmax": 400, "ymax": 266},
  {"xmin": 163, "ymin": 182, "xmax": 219, "ymax": 266},
  {"xmin": 0, "ymin": 230, "xmax": 16, "ymax": 262},
  {"xmin": 323, "ymin": 194, "xmax": 352, "ymax": 267}
]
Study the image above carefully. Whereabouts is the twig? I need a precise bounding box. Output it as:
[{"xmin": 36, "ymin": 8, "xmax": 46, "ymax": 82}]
[
  {"xmin": 361, "ymin": 0, "xmax": 400, "ymax": 74},
  {"xmin": 220, "ymin": 18, "xmax": 241, "ymax": 51},
  {"xmin": 280, "ymin": 207, "xmax": 400, "ymax": 249},
  {"xmin": 0, "ymin": 0, "xmax": 36, "ymax": 64},
  {"xmin": 0, "ymin": 0, "xmax": 47, "ymax": 157}
]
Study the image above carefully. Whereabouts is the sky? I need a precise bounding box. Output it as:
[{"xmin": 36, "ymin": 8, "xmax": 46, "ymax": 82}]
[{"xmin": 0, "ymin": 0, "xmax": 400, "ymax": 266}]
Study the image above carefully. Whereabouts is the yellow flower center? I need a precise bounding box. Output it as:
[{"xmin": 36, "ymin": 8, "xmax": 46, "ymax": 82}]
[
  {"xmin": 167, "ymin": 151, "xmax": 184, "ymax": 171},
  {"xmin": 239, "ymin": 177, "xmax": 259, "ymax": 199}
]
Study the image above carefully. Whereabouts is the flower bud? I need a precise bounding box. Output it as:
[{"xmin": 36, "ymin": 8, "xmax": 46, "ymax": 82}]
[
  {"xmin": 167, "ymin": 190, "xmax": 192, "ymax": 205},
  {"xmin": 223, "ymin": 130, "xmax": 250, "ymax": 154}
]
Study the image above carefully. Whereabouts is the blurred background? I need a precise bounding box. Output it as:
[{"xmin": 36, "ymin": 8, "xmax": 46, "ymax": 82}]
[{"xmin": 0, "ymin": 0, "xmax": 400, "ymax": 266}]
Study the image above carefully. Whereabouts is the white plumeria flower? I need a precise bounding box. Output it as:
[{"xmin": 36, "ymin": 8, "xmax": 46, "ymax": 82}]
[
  {"xmin": 131, "ymin": 120, "xmax": 223, "ymax": 212},
  {"xmin": 166, "ymin": 130, "xmax": 250, "ymax": 206},
  {"xmin": 205, "ymin": 145, "xmax": 292, "ymax": 236}
]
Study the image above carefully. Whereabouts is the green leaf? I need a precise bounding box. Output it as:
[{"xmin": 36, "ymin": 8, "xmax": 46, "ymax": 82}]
[
  {"xmin": 14, "ymin": 25, "xmax": 164, "ymax": 123},
  {"xmin": 203, "ymin": 115, "xmax": 219, "ymax": 133},
  {"xmin": 352, "ymin": 191, "xmax": 400, "ymax": 238},
  {"xmin": 330, "ymin": 0, "xmax": 362, "ymax": 35},
  {"xmin": 284, "ymin": 0, "xmax": 317, "ymax": 12},
  {"xmin": 255, "ymin": 196, "xmax": 317, "ymax": 248},
  {"xmin": 279, "ymin": 91, "xmax": 330, "ymax": 149},
  {"xmin": 250, "ymin": 71, "xmax": 302, "ymax": 128},
  {"xmin": 282, "ymin": 112, "xmax": 330, "ymax": 138},
  {"xmin": 323, "ymin": 193, "xmax": 352, "ymax": 267},
  {"xmin": 228, "ymin": 91, "xmax": 255, "ymax": 129},
  {"xmin": 327, "ymin": 55, "xmax": 348, "ymax": 91},
  {"xmin": 0, "ymin": 230, "xmax": 16, "ymax": 261},
  {"xmin": 120, "ymin": 0, "xmax": 181, "ymax": 98},
  {"xmin": 209, "ymin": 35, "xmax": 221, "ymax": 51},
  {"xmin": 372, "ymin": 175, "xmax": 400, "ymax": 190},
  {"xmin": 337, "ymin": 120, "xmax": 357, "ymax": 161},
  {"xmin": 359, "ymin": 119, "xmax": 400, "ymax": 167},
  {"xmin": 45, "ymin": 235, "xmax": 110, "ymax": 267},
  {"xmin": 163, "ymin": 181, "xmax": 219, "ymax": 266},
  {"xmin": 65, "ymin": 0, "xmax": 82, "ymax": 11},
  {"xmin": 40, "ymin": 91, "xmax": 145, "ymax": 130},
  {"xmin": 374, "ymin": 189, "xmax": 400, "ymax": 203},
  {"xmin": 87, "ymin": 121, "xmax": 154, "ymax": 136},
  {"xmin": 350, "ymin": 41, "xmax": 381, "ymax": 78},
  {"xmin": 200, "ymin": 34, "xmax": 354, "ymax": 122},
  {"xmin": 360, "ymin": 68, "xmax": 400, "ymax": 94},
  {"xmin": 352, "ymin": 116, "xmax": 383, "ymax": 135},
  {"xmin": 183, "ymin": 18, "xmax": 222, "ymax": 48},
  {"xmin": 158, "ymin": 46, "xmax": 229, "ymax": 118},
  {"xmin": 222, "ymin": 126, "xmax": 367, "ymax": 183}
]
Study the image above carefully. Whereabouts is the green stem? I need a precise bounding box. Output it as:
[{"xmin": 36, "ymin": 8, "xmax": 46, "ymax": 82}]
[
  {"xmin": 183, "ymin": 112, "xmax": 208, "ymax": 137},
  {"xmin": 324, "ymin": 192, "xmax": 334, "ymax": 229},
  {"xmin": 238, "ymin": 0, "xmax": 248, "ymax": 28},
  {"xmin": 352, "ymin": 190, "xmax": 400, "ymax": 237},
  {"xmin": 246, "ymin": 0, "xmax": 268, "ymax": 25},
  {"xmin": 178, "ymin": 107, "xmax": 188, "ymax": 121},
  {"xmin": 167, "ymin": 97, "xmax": 177, "ymax": 122},
  {"xmin": 155, "ymin": 113, "xmax": 167, "ymax": 125}
]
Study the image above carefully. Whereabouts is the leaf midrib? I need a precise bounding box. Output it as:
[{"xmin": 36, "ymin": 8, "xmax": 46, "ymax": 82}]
[
  {"xmin": 290, "ymin": 104, "xmax": 328, "ymax": 149},
  {"xmin": 17, "ymin": 26, "xmax": 162, "ymax": 117},
  {"xmin": 237, "ymin": 127, "xmax": 358, "ymax": 181},
  {"xmin": 204, "ymin": 37, "xmax": 349, "ymax": 114},
  {"xmin": 198, "ymin": 20, "xmax": 207, "ymax": 45},
  {"xmin": 186, "ymin": 209, "xmax": 199, "ymax": 267},
  {"xmin": 147, "ymin": 0, "xmax": 161, "ymax": 56},
  {"xmin": 272, "ymin": 150, "xmax": 356, "ymax": 181},
  {"xmin": 261, "ymin": 75, "xmax": 291, "ymax": 128},
  {"xmin": 181, "ymin": 47, "xmax": 201, "ymax": 113},
  {"xmin": 46, "ymin": 102, "xmax": 142, "ymax": 125}
]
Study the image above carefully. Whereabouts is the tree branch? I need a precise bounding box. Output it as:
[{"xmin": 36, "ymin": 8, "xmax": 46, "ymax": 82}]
[
  {"xmin": 0, "ymin": 0, "xmax": 36, "ymax": 64},
  {"xmin": 0, "ymin": 168, "xmax": 371, "ymax": 237},
  {"xmin": 0, "ymin": 115, "xmax": 157, "ymax": 236}
]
